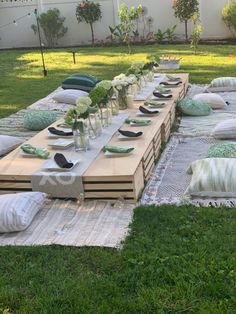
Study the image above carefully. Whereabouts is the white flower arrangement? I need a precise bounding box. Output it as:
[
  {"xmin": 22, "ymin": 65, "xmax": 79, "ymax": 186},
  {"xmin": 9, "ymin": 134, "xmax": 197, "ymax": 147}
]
[
  {"xmin": 112, "ymin": 74, "xmax": 136, "ymax": 91},
  {"xmin": 76, "ymin": 96, "xmax": 92, "ymax": 115}
]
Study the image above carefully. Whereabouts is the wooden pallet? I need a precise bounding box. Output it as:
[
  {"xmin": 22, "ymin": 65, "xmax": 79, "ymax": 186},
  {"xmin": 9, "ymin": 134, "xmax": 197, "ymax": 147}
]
[{"xmin": 0, "ymin": 73, "xmax": 189, "ymax": 203}]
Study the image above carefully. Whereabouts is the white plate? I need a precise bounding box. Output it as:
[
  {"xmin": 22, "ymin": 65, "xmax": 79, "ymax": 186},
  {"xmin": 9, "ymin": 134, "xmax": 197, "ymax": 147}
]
[
  {"xmin": 47, "ymin": 129, "xmax": 73, "ymax": 139},
  {"xmin": 147, "ymin": 103, "xmax": 166, "ymax": 108},
  {"xmin": 118, "ymin": 133, "xmax": 142, "ymax": 140},
  {"xmin": 41, "ymin": 157, "xmax": 80, "ymax": 172},
  {"xmin": 136, "ymin": 110, "xmax": 159, "ymax": 116},
  {"xmin": 152, "ymin": 94, "xmax": 172, "ymax": 100},
  {"xmin": 48, "ymin": 138, "xmax": 74, "ymax": 149},
  {"xmin": 21, "ymin": 150, "xmax": 50, "ymax": 158}
]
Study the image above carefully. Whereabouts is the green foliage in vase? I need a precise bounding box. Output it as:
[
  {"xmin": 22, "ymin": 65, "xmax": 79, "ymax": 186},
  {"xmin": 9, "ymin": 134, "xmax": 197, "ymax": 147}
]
[
  {"xmin": 76, "ymin": 0, "xmax": 102, "ymax": 45},
  {"xmin": 89, "ymin": 86, "xmax": 108, "ymax": 107},
  {"xmin": 222, "ymin": 0, "xmax": 236, "ymax": 36},
  {"xmin": 32, "ymin": 8, "xmax": 68, "ymax": 47}
]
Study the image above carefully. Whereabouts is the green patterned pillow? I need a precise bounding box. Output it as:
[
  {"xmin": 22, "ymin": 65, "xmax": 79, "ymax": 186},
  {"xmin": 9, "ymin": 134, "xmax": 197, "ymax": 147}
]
[
  {"xmin": 24, "ymin": 111, "xmax": 57, "ymax": 131},
  {"xmin": 207, "ymin": 143, "xmax": 236, "ymax": 158},
  {"xmin": 207, "ymin": 77, "xmax": 236, "ymax": 92},
  {"xmin": 185, "ymin": 158, "xmax": 236, "ymax": 197},
  {"xmin": 177, "ymin": 98, "xmax": 212, "ymax": 116},
  {"xmin": 70, "ymin": 73, "xmax": 98, "ymax": 83},
  {"xmin": 62, "ymin": 76, "xmax": 97, "ymax": 91}
]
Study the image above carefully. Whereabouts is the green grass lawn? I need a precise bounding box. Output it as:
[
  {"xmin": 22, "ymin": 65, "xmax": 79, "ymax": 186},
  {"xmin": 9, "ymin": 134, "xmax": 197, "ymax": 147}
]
[
  {"xmin": 0, "ymin": 205, "xmax": 235, "ymax": 314},
  {"xmin": 1, "ymin": 44, "xmax": 236, "ymax": 118},
  {"xmin": 0, "ymin": 45, "xmax": 236, "ymax": 313}
]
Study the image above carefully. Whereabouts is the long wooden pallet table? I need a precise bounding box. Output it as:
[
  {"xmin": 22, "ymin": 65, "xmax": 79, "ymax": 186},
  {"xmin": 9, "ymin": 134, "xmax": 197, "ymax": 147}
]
[{"xmin": 0, "ymin": 73, "xmax": 189, "ymax": 202}]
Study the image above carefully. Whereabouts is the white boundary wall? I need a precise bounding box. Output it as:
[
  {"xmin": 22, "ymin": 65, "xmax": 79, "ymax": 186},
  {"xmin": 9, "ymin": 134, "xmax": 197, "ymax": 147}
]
[{"xmin": 0, "ymin": 0, "xmax": 232, "ymax": 49}]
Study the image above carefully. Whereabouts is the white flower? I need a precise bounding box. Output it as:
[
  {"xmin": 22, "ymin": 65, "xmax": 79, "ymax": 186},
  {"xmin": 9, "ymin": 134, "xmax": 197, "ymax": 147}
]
[
  {"xmin": 76, "ymin": 96, "xmax": 91, "ymax": 114},
  {"xmin": 96, "ymin": 80, "xmax": 112, "ymax": 90}
]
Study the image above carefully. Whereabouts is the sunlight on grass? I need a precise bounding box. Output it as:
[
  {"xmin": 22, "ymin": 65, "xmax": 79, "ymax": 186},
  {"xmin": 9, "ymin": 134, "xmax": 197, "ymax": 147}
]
[{"xmin": 1, "ymin": 44, "xmax": 236, "ymax": 118}]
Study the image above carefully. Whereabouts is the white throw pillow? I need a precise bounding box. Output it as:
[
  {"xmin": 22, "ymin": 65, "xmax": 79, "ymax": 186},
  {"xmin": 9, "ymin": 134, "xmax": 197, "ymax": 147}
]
[
  {"xmin": 212, "ymin": 119, "xmax": 236, "ymax": 139},
  {"xmin": 207, "ymin": 77, "xmax": 236, "ymax": 92},
  {"xmin": 193, "ymin": 93, "xmax": 227, "ymax": 109},
  {"xmin": 0, "ymin": 192, "xmax": 47, "ymax": 233},
  {"xmin": 52, "ymin": 89, "xmax": 88, "ymax": 105},
  {"xmin": 0, "ymin": 135, "xmax": 23, "ymax": 156},
  {"xmin": 185, "ymin": 158, "xmax": 236, "ymax": 197}
]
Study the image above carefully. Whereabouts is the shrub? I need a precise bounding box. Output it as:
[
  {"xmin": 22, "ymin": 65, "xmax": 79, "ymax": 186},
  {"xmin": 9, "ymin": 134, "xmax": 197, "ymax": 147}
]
[
  {"xmin": 222, "ymin": 0, "xmax": 236, "ymax": 36},
  {"xmin": 32, "ymin": 8, "xmax": 68, "ymax": 47},
  {"xmin": 76, "ymin": 0, "xmax": 102, "ymax": 46}
]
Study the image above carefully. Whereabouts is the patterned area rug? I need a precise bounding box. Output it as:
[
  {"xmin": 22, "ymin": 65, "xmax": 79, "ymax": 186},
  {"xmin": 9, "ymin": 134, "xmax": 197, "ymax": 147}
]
[
  {"xmin": 0, "ymin": 199, "xmax": 134, "ymax": 248},
  {"xmin": 141, "ymin": 85, "xmax": 236, "ymax": 207}
]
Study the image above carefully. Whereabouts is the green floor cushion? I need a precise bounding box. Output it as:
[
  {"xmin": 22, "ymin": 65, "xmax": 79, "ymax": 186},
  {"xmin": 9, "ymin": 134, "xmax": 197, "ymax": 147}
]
[
  {"xmin": 185, "ymin": 158, "xmax": 236, "ymax": 197},
  {"xmin": 177, "ymin": 98, "xmax": 212, "ymax": 116},
  {"xmin": 24, "ymin": 110, "xmax": 57, "ymax": 131},
  {"xmin": 0, "ymin": 135, "xmax": 23, "ymax": 156},
  {"xmin": 212, "ymin": 119, "xmax": 236, "ymax": 139},
  {"xmin": 52, "ymin": 89, "xmax": 88, "ymax": 105},
  {"xmin": 62, "ymin": 76, "xmax": 97, "ymax": 92},
  {"xmin": 70, "ymin": 73, "xmax": 98, "ymax": 83},
  {"xmin": 207, "ymin": 143, "xmax": 236, "ymax": 158},
  {"xmin": 207, "ymin": 77, "xmax": 236, "ymax": 92},
  {"xmin": 193, "ymin": 93, "xmax": 227, "ymax": 110}
]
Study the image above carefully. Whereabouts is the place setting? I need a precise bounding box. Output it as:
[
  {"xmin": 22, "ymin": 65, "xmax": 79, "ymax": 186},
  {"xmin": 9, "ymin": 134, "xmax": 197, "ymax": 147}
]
[
  {"xmin": 41, "ymin": 153, "xmax": 80, "ymax": 172},
  {"xmin": 117, "ymin": 129, "xmax": 143, "ymax": 140},
  {"xmin": 102, "ymin": 145, "xmax": 135, "ymax": 157},
  {"xmin": 136, "ymin": 105, "xmax": 160, "ymax": 116}
]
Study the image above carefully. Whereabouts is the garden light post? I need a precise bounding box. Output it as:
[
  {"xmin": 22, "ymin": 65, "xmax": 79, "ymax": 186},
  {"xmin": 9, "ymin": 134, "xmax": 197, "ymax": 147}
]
[{"xmin": 34, "ymin": 9, "xmax": 47, "ymax": 77}]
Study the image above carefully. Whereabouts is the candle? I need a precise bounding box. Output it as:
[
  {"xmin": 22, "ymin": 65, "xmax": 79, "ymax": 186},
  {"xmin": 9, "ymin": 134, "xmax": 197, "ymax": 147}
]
[{"xmin": 126, "ymin": 95, "xmax": 134, "ymax": 109}]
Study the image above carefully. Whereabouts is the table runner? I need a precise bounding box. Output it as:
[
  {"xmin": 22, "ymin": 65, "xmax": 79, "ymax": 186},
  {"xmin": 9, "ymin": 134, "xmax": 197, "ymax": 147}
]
[
  {"xmin": 31, "ymin": 112, "xmax": 130, "ymax": 199},
  {"xmin": 134, "ymin": 74, "xmax": 166, "ymax": 101}
]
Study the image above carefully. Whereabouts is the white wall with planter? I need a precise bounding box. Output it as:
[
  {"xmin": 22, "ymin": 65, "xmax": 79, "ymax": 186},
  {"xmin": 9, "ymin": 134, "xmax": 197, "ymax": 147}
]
[{"xmin": 0, "ymin": 0, "xmax": 232, "ymax": 49}]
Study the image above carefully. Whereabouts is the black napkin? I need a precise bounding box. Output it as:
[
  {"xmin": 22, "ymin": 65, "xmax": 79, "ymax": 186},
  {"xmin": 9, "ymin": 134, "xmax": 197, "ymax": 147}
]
[
  {"xmin": 54, "ymin": 153, "xmax": 74, "ymax": 169},
  {"xmin": 153, "ymin": 91, "xmax": 172, "ymax": 99},
  {"xmin": 118, "ymin": 129, "xmax": 143, "ymax": 138},
  {"xmin": 139, "ymin": 106, "xmax": 159, "ymax": 114},
  {"xmin": 226, "ymin": 101, "xmax": 230, "ymax": 106},
  {"xmin": 48, "ymin": 127, "xmax": 73, "ymax": 136},
  {"xmin": 160, "ymin": 81, "xmax": 182, "ymax": 86}
]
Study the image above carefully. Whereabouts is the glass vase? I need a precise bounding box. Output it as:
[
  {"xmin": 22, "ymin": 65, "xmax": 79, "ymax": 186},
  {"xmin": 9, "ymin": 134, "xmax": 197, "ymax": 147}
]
[
  {"xmin": 88, "ymin": 113, "xmax": 102, "ymax": 139},
  {"xmin": 117, "ymin": 88, "xmax": 128, "ymax": 110},
  {"xmin": 110, "ymin": 99, "xmax": 119, "ymax": 116},
  {"xmin": 73, "ymin": 120, "xmax": 90, "ymax": 152}
]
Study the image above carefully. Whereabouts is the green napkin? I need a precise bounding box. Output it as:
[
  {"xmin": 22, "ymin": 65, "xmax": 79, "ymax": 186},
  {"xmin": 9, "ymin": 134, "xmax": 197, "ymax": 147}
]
[
  {"xmin": 125, "ymin": 118, "xmax": 151, "ymax": 125},
  {"xmin": 103, "ymin": 146, "xmax": 134, "ymax": 154},
  {"xmin": 21, "ymin": 144, "xmax": 50, "ymax": 159},
  {"xmin": 155, "ymin": 86, "xmax": 171, "ymax": 93},
  {"xmin": 166, "ymin": 74, "xmax": 181, "ymax": 81},
  {"xmin": 144, "ymin": 101, "xmax": 165, "ymax": 108}
]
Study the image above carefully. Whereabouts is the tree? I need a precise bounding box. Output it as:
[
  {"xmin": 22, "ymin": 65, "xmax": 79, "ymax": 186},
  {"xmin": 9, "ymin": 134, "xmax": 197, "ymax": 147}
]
[
  {"xmin": 32, "ymin": 8, "xmax": 68, "ymax": 47},
  {"xmin": 173, "ymin": 0, "xmax": 199, "ymax": 42},
  {"xmin": 118, "ymin": 3, "xmax": 142, "ymax": 54},
  {"xmin": 222, "ymin": 0, "xmax": 236, "ymax": 36},
  {"xmin": 76, "ymin": 0, "xmax": 102, "ymax": 46}
]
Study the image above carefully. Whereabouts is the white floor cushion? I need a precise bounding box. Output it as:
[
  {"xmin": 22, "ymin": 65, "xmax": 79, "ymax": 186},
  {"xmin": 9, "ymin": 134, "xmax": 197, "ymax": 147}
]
[
  {"xmin": 185, "ymin": 158, "xmax": 236, "ymax": 197},
  {"xmin": 212, "ymin": 119, "xmax": 236, "ymax": 139},
  {"xmin": 0, "ymin": 192, "xmax": 47, "ymax": 233},
  {"xmin": 193, "ymin": 93, "xmax": 227, "ymax": 109},
  {"xmin": 0, "ymin": 135, "xmax": 23, "ymax": 156},
  {"xmin": 52, "ymin": 89, "xmax": 88, "ymax": 105}
]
